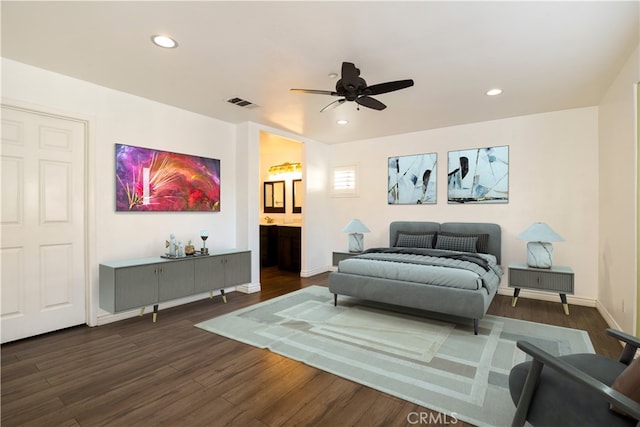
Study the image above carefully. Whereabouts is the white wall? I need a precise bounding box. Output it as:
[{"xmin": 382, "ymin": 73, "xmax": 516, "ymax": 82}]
[
  {"xmin": 2, "ymin": 58, "xmax": 240, "ymax": 325},
  {"xmin": 327, "ymin": 107, "xmax": 601, "ymax": 303},
  {"xmin": 598, "ymin": 46, "xmax": 639, "ymax": 333}
]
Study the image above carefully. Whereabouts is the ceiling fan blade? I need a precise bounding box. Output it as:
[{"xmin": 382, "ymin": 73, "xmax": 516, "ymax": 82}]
[
  {"xmin": 366, "ymin": 79, "xmax": 414, "ymax": 95},
  {"xmin": 341, "ymin": 62, "xmax": 360, "ymax": 90},
  {"xmin": 356, "ymin": 96, "xmax": 386, "ymax": 111},
  {"xmin": 320, "ymin": 98, "xmax": 346, "ymax": 113},
  {"xmin": 291, "ymin": 88, "xmax": 338, "ymax": 96}
]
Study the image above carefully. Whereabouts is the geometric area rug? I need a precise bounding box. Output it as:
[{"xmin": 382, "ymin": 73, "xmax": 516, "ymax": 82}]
[{"xmin": 195, "ymin": 285, "xmax": 594, "ymax": 427}]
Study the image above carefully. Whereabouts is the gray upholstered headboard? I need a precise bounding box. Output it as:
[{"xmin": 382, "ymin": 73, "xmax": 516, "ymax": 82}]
[{"xmin": 389, "ymin": 221, "xmax": 502, "ymax": 264}]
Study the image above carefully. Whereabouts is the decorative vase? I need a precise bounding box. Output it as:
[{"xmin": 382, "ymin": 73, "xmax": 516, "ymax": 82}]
[{"xmin": 185, "ymin": 241, "xmax": 195, "ymax": 255}]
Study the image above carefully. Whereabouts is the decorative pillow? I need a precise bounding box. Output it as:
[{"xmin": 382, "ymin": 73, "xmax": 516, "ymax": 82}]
[
  {"xmin": 395, "ymin": 233, "xmax": 434, "ymax": 249},
  {"xmin": 438, "ymin": 232, "xmax": 490, "ymax": 253},
  {"xmin": 434, "ymin": 234, "xmax": 478, "ymax": 253},
  {"xmin": 610, "ymin": 356, "xmax": 640, "ymax": 416}
]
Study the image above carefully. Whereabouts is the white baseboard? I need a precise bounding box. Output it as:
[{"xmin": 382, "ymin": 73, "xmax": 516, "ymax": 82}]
[
  {"xmin": 95, "ymin": 287, "xmax": 236, "ymax": 326},
  {"xmin": 300, "ymin": 265, "xmax": 331, "ymax": 277},
  {"xmin": 236, "ymin": 282, "xmax": 261, "ymax": 294},
  {"xmin": 496, "ymin": 287, "xmax": 597, "ymax": 307},
  {"xmin": 595, "ymin": 300, "xmax": 624, "ymax": 331}
]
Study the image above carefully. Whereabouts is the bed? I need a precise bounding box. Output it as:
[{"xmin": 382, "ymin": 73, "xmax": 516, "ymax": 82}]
[{"xmin": 328, "ymin": 221, "xmax": 502, "ymax": 334}]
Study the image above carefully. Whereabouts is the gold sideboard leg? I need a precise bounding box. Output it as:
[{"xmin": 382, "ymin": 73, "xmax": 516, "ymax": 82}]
[
  {"xmin": 560, "ymin": 294, "xmax": 569, "ymax": 315},
  {"xmin": 139, "ymin": 307, "xmax": 145, "ymax": 316},
  {"xmin": 221, "ymin": 289, "xmax": 227, "ymax": 303},
  {"xmin": 209, "ymin": 291, "xmax": 214, "ymax": 299},
  {"xmin": 511, "ymin": 288, "xmax": 520, "ymax": 307},
  {"xmin": 152, "ymin": 304, "xmax": 159, "ymax": 323}
]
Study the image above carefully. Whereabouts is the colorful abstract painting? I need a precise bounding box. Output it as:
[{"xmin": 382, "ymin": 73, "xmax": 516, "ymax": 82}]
[
  {"xmin": 388, "ymin": 153, "xmax": 437, "ymax": 204},
  {"xmin": 447, "ymin": 146, "xmax": 509, "ymax": 204},
  {"xmin": 115, "ymin": 144, "xmax": 220, "ymax": 212}
]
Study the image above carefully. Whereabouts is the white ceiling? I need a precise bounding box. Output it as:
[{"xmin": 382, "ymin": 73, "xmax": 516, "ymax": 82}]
[{"xmin": 2, "ymin": 1, "xmax": 638, "ymax": 144}]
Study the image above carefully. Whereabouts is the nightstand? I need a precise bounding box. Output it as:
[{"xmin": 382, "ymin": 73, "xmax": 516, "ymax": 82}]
[
  {"xmin": 508, "ymin": 262, "xmax": 574, "ymax": 315},
  {"xmin": 332, "ymin": 250, "xmax": 360, "ymax": 266}
]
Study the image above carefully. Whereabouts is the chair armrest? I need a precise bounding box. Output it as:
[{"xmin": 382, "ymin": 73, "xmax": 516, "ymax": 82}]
[
  {"xmin": 516, "ymin": 340, "xmax": 640, "ymax": 420},
  {"xmin": 606, "ymin": 328, "xmax": 640, "ymax": 364}
]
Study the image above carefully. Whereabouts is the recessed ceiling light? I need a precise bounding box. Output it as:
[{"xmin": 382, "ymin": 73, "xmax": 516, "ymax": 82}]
[
  {"xmin": 328, "ymin": 72, "xmax": 339, "ymax": 79},
  {"xmin": 485, "ymin": 88, "xmax": 503, "ymax": 96},
  {"xmin": 151, "ymin": 35, "xmax": 178, "ymax": 49},
  {"xmin": 337, "ymin": 119, "xmax": 348, "ymax": 125}
]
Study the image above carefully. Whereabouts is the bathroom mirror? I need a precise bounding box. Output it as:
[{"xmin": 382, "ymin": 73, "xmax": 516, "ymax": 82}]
[
  {"xmin": 292, "ymin": 179, "xmax": 302, "ymax": 213},
  {"xmin": 264, "ymin": 180, "xmax": 285, "ymax": 213}
]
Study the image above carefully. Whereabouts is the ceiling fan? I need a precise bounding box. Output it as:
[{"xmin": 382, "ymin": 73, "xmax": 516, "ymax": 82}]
[{"xmin": 291, "ymin": 62, "xmax": 414, "ymax": 112}]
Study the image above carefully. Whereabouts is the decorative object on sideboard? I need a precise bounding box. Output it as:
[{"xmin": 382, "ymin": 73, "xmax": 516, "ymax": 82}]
[
  {"xmin": 342, "ymin": 219, "xmax": 370, "ymax": 253},
  {"xmin": 517, "ymin": 222, "xmax": 564, "ymax": 268},
  {"xmin": 185, "ymin": 241, "xmax": 195, "ymax": 256},
  {"xmin": 200, "ymin": 230, "xmax": 209, "ymax": 254},
  {"xmin": 166, "ymin": 233, "xmax": 177, "ymax": 257},
  {"xmin": 447, "ymin": 145, "xmax": 509, "ymax": 204},
  {"xmin": 388, "ymin": 152, "xmax": 437, "ymax": 205}
]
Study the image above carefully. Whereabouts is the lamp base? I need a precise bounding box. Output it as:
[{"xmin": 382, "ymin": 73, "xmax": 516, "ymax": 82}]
[
  {"xmin": 526, "ymin": 242, "xmax": 553, "ymax": 268},
  {"xmin": 348, "ymin": 233, "xmax": 364, "ymax": 252}
]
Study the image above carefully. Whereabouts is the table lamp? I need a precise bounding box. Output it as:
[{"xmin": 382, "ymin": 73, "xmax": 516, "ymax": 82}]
[
  {"xmin": 342, "ymin": 219, "xmax": 370, "ymax": 252},
  {"xmin": 517, "ymin": 222, "xmax": 564, "ymax": 268}
]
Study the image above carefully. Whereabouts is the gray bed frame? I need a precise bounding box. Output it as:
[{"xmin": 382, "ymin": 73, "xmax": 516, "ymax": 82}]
[{"xmin": 328, "ymin": 221, "xmax": 502, "ymax": 334}]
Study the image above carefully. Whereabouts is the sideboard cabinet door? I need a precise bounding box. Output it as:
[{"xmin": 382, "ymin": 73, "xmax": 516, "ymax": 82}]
[
  {"xmin": 194, "ymin": 256, "xmax": 226, "ymax": 293},
  {"xmin": 224, "ymin": 251, "xmax": 251, "ymax": 286},
  {"xmin": 113, "ymin": 265, "xmax": 158, "ymax": 312},
  {"xmin": 158, "ymin": 259, "xmax": 195, "ymax": 302}
]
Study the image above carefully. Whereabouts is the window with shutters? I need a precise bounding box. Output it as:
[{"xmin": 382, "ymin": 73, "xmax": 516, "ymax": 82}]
[{"xmin": 331, "ymin": 164, "xmax": 359, "ymax": 197}]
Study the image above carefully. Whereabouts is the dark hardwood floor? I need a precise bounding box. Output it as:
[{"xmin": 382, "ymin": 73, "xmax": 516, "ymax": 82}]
[{"xmin": 1, "ymin": 267, "xmax": 623, "ymax": 426}]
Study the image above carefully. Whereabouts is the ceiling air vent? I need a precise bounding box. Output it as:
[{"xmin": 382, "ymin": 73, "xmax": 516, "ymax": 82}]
[{"xmin": 227, "ymin": 97, "xmax": 259, "ymax": 109}]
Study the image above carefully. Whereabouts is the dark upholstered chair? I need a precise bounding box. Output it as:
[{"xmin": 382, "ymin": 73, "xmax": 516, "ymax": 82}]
[{"xmin": 509, "ymin": 328, "xmax": 640, "ymax": 427}]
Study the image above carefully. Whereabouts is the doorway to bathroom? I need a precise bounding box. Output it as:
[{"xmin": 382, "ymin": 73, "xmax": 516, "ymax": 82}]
[{"xmin": 258, "ymin": 131, "xmax": 304, "ymax": 286}]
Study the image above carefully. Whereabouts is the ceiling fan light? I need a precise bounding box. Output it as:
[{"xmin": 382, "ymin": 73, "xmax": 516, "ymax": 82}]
[{"xmin": 151, "ymin": 35, "xmax": 178, "ymax": 49}]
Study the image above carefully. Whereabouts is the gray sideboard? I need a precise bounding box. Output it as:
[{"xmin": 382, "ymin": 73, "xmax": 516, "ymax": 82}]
[{"xmin": 99, "ymin": 249, "xmax": 251, "ymax": 320}]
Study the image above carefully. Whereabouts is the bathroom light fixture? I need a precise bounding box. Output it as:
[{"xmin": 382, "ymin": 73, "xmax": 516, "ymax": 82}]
[
  {"xmin": 485, "ymin": 88, "xmax": 503, "ymax": 96},
  {"xmin": 268, "ymin": 162, "xmax": 302, "ymax": 175},
  {"xmin": 517, "ymin": 222, "xmax": 564, "ymax": 268},
  {"xmin": 151, "ymin": 35, "xmax": 178, "ymax": 48},
  {"xmin": 342, "ymin": 219, "xmax": 370, "ymax": 253}
]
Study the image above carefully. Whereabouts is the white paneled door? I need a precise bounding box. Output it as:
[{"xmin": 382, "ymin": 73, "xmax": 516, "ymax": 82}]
[{"xmin": 1, "ymin": 106, "xmax": 87, "ymax": 343}]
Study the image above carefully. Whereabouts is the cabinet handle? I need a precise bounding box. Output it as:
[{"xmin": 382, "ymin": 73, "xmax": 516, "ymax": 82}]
[{"xmin": 537, "ymin": 276, "xmax": 540, "ymax": 285}]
